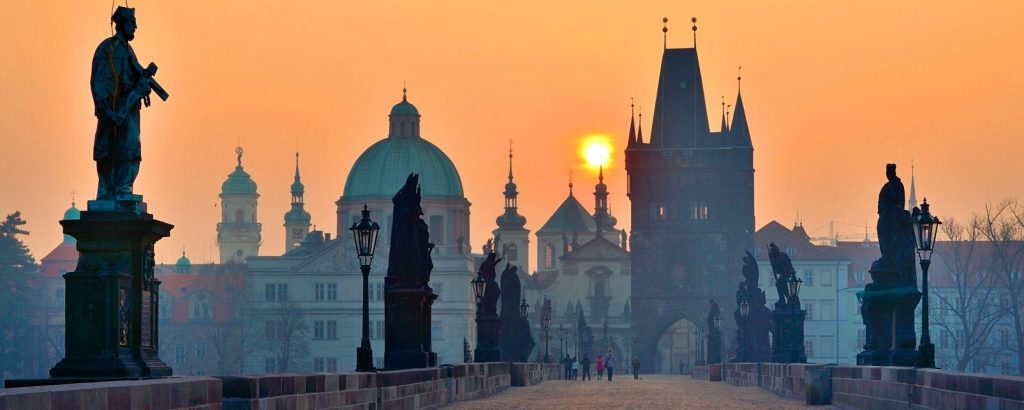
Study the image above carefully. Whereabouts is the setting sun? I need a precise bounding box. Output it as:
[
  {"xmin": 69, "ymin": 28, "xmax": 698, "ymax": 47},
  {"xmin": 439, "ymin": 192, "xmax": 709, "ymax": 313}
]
[{"xmin": 582, "ymin": 135, "xmax": 612, "ymax": 169}]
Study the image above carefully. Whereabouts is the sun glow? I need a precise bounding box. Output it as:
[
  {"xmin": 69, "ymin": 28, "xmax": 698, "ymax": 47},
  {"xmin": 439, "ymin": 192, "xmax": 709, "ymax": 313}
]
[{"xmin": 582, "ymin": 135, "xmax": 612, "ymax": 169}]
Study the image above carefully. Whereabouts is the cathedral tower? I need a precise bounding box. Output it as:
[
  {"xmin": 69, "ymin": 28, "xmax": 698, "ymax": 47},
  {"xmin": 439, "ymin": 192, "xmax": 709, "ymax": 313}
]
[
  {"xmin": 625, "ymin": 31, "xmax": 755, "ymax": 371},
  {"xmin": 218, "ymin": 146, "xmax": 262, "ymax": 263},
  {"xmin": 283, "ymin": 152, "xmax": 312, "ymax": 251},
  {"xmin": 493, "ymin": 146, "xmax": 530, "ymax": 272}
]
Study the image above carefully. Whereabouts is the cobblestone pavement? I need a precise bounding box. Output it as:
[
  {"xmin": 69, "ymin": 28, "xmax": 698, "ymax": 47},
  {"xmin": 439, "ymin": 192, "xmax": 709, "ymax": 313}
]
[{"xmin": 445, "ymin": 374, "xmax": 816, "ymax": 409}]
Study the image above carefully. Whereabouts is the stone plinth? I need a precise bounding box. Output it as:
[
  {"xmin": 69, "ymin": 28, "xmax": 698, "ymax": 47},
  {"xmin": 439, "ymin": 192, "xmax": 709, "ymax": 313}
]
[
  {"xmin": 475, "ymin": 313, "xmax": 502, "ymax": 363},
  {"xmin": 770, "ymin": 302, "xmax": 807, "ymax": 364},
  {"xmin": 856, "ymin": 266, "xmax": 921, "ymax": 367},
  {"xmin": 46, "ymin": 205, "xmax": 172, "ymax": 380},
  {"xmin": 384, "ymin": 283, "xmax": 438, "ymax": 370}
]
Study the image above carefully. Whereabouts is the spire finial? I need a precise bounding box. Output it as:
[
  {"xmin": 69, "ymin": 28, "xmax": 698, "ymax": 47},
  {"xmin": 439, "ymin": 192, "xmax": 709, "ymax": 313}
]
[
  {"xmin": 71, "ymin": 190, "xmax": 77, "ymax": 207},
  {"xmin": 235, "ymin": 146, "xmax": 244, "ymax": 166},
  {"xmin": 599, "ymin": 163, "xmax": 604, "ymax": 183},
  {"xmin": 662, "ymin": 17, "xmax": 668, "ymax": 49},
  {"xmin": 569, "ymin": 170, "xmax": 574, "ymax": 195},
  {"xmin": 691, "ymin": 17, "xmax": 698, "ymax": 48},
  {"xmin": 402, "ymin": 81, "xmax": 407, "ymax": 101},
  {"xmin": 631, "ymin": 97, "xmax": 635, "ymax": 116},
  {"xmin": 737, "ymin": 65, "xmax": 743, "ymax": 91},
  {"xmin": 508, "ymin": 139, "xmax": 514, "ymax": 182}
]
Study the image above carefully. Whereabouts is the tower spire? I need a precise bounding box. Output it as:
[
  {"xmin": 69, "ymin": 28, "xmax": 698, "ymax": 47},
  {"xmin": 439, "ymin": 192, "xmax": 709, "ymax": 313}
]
[
  {"xmin": 496, "ymin": 142, "xmax": 527, "ymax": 230},
  {"xmin": 730, "ymin": 66, "xmax": 751, "ymax": 145},
  {"xmin": 569, "ymin": 170, "xmax": 574, "ymax": 196},
  {"xmin": 908, "ymin": 161, "xmax": 918, "ymax": 209},
  {"xmin": 628, "ymin": 99, "xmax": 637, "ymax": 147},
  {"xmin": 594, "ymin": 162, "xmax": 609, "ymax": 239},
  {"xmin": 720, "ymin": 95, "xmax": 728, "ymax": 133},
  {"xmin": 507, "ymin": 139, "xmax": 514, "ymax": 182}
]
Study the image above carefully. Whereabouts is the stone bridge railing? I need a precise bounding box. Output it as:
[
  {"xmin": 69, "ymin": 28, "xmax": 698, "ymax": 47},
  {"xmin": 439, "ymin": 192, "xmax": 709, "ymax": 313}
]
[
  {"xmin": 0, "ymin": 362, "xmax": 562, "ymax": 410},
  {"xmin": 693, "ymin": 362, "xmax": 1024, "ymax": 409}
]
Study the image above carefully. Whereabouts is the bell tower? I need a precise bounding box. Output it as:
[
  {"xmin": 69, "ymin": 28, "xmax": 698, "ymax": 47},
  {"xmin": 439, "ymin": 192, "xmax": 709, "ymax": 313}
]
[
  {"xmin": 493, "ymin": 144, "xmax": 530, "ymax": 272},
  {"xmin": 217, "ymin": 146, "xmax": 262, "ymax": 263},
  {"xmin": 283, "ymin": 152, "xmax": 312, "ymax": 251}
]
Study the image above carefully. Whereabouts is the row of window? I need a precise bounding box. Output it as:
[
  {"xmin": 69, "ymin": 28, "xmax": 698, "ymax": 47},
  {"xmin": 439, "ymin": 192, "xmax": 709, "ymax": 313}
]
[
  {"xmin": 350, "ymin": 214, "xmax": 449, "ymax": 246},
  {"xmin": 648, "ymin": 202, "xmax": 711, "ymax": 221},
  {"xmin": 264, "ymin": 282, "xmax": 444, "ymax": 302},
  {"xmin": 173, "ymin": 342, "xmax": 207, "ymax": 363},
  {"xmin": 766, "ymin": 269, "xmax": 834, "ymax": 287},
  {"xmin": 803, "ymin": 336, "xmax": 835, "ymax": 358}
]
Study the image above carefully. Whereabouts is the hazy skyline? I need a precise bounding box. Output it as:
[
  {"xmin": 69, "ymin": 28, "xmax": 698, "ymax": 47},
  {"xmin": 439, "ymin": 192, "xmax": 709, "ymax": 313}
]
[{"xmin": 2, "ymin": 1, "xmax": 1022, "ymax": 267}]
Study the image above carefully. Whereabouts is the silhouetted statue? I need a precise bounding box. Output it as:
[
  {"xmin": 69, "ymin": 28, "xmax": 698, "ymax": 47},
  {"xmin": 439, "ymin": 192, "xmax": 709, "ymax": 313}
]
[
  {"xmin": 387, "ymin": 174, "xmax": 434, "ymax": 286},
  {"xmin": 872, "ymin": 164, "xmax": 918, "ymax": 287},
  {"xmin": 499, "ymin": 264, "xmax": 535, "ymax": 362},
  {"xmin": 735, "ymin": 250, "xmax": 771, "ymax": 362},
  {"xmin": 577, "ymin": 309, "xmax": 594, "ymax": 359},
  {"xmin": 768, "ymin": 243, "xmax": 795, "ymax": 303},
  {"xmin": 706, "ymin": 299, "xmax": 720, "ymax": 330},
  {"xmin": 478, "ymin": 253, "xmax": 502, "ymax": 316},
  {"xmin": 91, "ymin": 6, "xmax": 168, "ymax": 200}
]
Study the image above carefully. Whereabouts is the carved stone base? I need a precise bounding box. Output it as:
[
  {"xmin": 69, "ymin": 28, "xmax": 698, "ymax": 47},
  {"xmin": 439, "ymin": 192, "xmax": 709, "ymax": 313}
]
[
  {"xmin": 49, "ymin": 206, "xmax": 172, "ymax": 379},
  {"xmin": 771, "ymin": 305, "xmax": 807, "ymax": 364},
  {"xmin": 384, "ymin": 284, "xmax": 437, "ymax": 370},
  {"xmin": 856, "ymin": 266, "xmax": 921, "ymax": 367},
  {"xmin": 475, "ymin": 314, "xmax": 502, "ymax": 363}
]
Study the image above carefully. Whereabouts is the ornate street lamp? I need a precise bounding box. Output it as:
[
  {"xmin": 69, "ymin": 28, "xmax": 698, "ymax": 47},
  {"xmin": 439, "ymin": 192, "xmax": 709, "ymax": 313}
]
[
  {"xmin": 913, "ymin": 198, "xmax": 941, "ymax": 368},
  {"xmin": 520, "ymin": 298, "xmax": 530, "ymax": 318},
  {"xmin": 740, "ymin": 299, "xmax": 750, "ymax": 318},
  {"xmin": 541, "ymin": 303, "xmax": 551, "ymax": 363},
  {"xmin": 787, "ymin": 274, "xmax": 803, "ymax": 305},
  {"xmin": 713, "ymin": 314, "xmax": 722, "ymax": 330},
  {"xmin": 350, "ymin": 204, "xmax": 380, "ymax": 372},
  {"xmin": 472, "ymin": 274, "xmax": 486, "ymax": 306}
]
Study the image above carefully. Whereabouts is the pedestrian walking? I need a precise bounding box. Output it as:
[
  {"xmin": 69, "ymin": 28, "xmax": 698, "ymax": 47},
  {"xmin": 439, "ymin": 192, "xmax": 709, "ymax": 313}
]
[
  {"xmin": 563, "ymin": 354, "xmax": 572, "ymax": 380},
  {"xmin": 580, "ymin": 354, "xmax": 592, "ymax": 381},
  {"xmin": 632, "ymin": 357, "xmax": 641, "ymax": 379},
  {"xmin": 595, "ymin": 354, "xmax": 605, "ymax": 380},
  {"xmin": 605, "ymin": 348, "xmax": 617, "ymax": 381},
  {"xmin": 571, "ymin": 356, "xmax": 579, "ymax": 380}
]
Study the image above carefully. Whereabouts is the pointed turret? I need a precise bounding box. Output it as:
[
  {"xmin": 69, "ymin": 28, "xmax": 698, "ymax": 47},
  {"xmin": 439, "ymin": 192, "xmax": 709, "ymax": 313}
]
[
  {"xmin": 593, "ymin": 164, "xmax": 610, "ymax": 239},
  {"xmin": 637, "ymin": 108, "xmax": 644, "ymax": 144},
  {"xmin": 720, "ymin": 96, "xmax": 729, "ymax": 133},
  {"xmin": 731, "ymin": 75, "xmax": 751, "ymax": 146},
  {"xmin": 496, "ymin": 146, "xmax": 527, "ymax": 230}
]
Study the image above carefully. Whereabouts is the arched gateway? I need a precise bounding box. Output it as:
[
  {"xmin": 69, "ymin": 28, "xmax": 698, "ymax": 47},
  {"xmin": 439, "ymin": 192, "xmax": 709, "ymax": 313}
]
[{"xmin": 624, "ymin": 36, "xmax": 755, "ymax": 373}]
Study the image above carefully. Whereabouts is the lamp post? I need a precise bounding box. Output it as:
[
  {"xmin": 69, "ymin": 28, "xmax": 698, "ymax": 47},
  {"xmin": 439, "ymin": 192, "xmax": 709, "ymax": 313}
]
[
  {"xmin": 740, "ymin": 299, "xmax": 750, "ymax": 318},
  {"xmin": 559, "ymin": 325, "xmax": 566, "ymax": 359},
  {"xmin": 695, "ymin": 327, "xmax": 706, "ymax": 366},
  {"xmin": 350, "ymin": 205, "xmax": 380, "ymax": 372},
  {"xmin": 520, "ymin": 298, "xmax": 530, "ymax": 318},
  {"xmin": 787, "ymin": 274, "xmax": 803, "ymax": 307},
  {"xmin": 913, "ymin": 198, "xmax": 941, "ymax": 369},
  {"xmin": 541, "ymin": 303, "xmax": 551, "ymax": 363}
]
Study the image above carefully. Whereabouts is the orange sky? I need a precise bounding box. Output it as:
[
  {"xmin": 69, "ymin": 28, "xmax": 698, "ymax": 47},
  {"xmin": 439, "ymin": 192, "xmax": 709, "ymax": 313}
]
[{"xmin": 2, "ymin": 1, "xmax": 1023, "ymax": 268}]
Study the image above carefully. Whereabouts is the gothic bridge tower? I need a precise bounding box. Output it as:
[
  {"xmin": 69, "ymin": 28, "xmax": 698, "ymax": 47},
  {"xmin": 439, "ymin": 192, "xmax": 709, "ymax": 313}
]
[{"xmin": 625, "ymin": 25, "xmax": 754, "ymax": 371}]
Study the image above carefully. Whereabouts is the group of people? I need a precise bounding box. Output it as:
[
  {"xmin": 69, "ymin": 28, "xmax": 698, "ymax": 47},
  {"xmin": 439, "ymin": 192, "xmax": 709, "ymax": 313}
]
[{"xmin": 563, "ymin": 348, "xmax": 641, "ymax": 381}]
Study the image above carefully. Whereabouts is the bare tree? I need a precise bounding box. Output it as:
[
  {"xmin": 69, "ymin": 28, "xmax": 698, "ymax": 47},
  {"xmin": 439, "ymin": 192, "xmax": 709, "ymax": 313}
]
[
  {"xmin": 252, "ymin": 302, "xmax": 310, "ymax": 373},
  {"xmin": 932, "ymin": 217, "xmax": 1004, "ymax": 371},
  {"xmin": 977, "ymin": 199, "xmax": 1024, "ymax": 375}
]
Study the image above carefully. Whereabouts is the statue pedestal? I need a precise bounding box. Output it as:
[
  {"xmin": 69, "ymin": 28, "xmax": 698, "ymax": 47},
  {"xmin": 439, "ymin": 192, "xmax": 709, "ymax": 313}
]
[
  {"xmin": 384, "ymin": 282, "xmax": 437, "ymax": 370},
  {"xmin": 707, "ymin": 330, "xmax": 722, "ymax": 365},
  {"xmin": 48, "ymin": 205, "xmax": 172, "ymax": 380},
  {"xmin": 856, "ymin": 266, "xmax": 921, "ymax": 366},
  {"xmin": 475, "ymin": 313, "xmax": 502, "ymax": 363},
  {"xmin": 771, "ymin": 302, "xmax": 807, "ymax": 364}
]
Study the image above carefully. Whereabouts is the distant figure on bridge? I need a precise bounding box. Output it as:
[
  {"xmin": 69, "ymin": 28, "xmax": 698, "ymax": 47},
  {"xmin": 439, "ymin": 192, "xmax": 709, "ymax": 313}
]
[
  {"xmin": 605, "ymin": 348, "xmax": 617, "ymax": 381},
  {"xmin": 580, "ymin": 354, "xmax": 591, "ymax": 381},
  {"xmin": 596, "ymin": 354, "xmax": 605, "ymax": 380},
  {"xmin": 571, "ymin": 356, "xmax": 579, "ymax": 380},
  {"xmin": 563, "ymin": 354, "xmax": 572, "ymax": 380},
  {"xmin": 632, "ymin": 357, "xmax": 641, "ymax": 379}
]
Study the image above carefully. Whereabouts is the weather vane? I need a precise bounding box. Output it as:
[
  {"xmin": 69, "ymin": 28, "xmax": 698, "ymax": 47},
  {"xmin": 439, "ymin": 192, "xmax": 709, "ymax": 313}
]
[{"xmin": 691, "ymin": 17, "xmax": 698, "ymax": 48}]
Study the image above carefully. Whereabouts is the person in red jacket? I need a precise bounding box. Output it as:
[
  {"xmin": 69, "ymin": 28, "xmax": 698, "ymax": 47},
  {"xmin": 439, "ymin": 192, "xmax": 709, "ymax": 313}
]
[{"xmin": 595, "ymin": 354, "xmax": 605, "ymax": 380}]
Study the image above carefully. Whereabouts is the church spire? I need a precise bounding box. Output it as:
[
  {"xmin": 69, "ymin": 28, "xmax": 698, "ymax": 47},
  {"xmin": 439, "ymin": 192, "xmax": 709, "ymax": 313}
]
[
  {"xmin": 594, "ymin": 163, "xmax": 610, "ymax": 239},
  {"xmin": 496, "ymin": 142, "xmax": 526, "ymax": 230},
  {"xmin": 637, "ymin": 106, "xmax": 644, "ymax": 144},
  {"xmin": 626, "ymin": 98, "xmax": 634, "ymax": 147},
  {"xmin": 908, "ymin": 162, "xmax": 918, "ymax": 209},
  {"xmin": 720, "ymin": 95, "xmax": 729, "ymax": 133},
  {"xmin": 284, "ymin": 151, "xmax": 312, "ymax": 251},
  {"xmin": 291, "ymin": 152, "xmax": 304, "ymax": 204}
]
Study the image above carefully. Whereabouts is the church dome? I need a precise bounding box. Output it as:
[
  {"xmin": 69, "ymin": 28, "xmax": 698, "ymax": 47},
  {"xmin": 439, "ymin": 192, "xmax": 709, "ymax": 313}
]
[
  {"xmin": 222, "ymin": 147, "xmax": 258, "ymax": 195},
  {"xmin": 342, "ymin": 94, "xmax": 464, "ymax": 199},
  {"xmin": 176, "ymin": 252, "xmax": 191, "ymax": 267},
  {"xmin": 284, "ymin": 207, "xmax": 312, "ymax": 224},
  {"xmin": 62, "ymin": 201, "xmax": 80, "ymax": 244}
]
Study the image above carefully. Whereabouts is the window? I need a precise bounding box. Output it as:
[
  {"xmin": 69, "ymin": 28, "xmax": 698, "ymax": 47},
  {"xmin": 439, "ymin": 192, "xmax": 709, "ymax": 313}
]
[
  {"xmin": 505, "ymin": 244, "xmax": 518, "ymax": 262},
  {"xmin": 544, "ymin": 244, "xmax": 555, "ymax": 269},
  {"xmin": 821, "ymin": 337, "xmax": 834, "ymax": 358},
  {"xmin": 265, "ymin": 283, "xmax": 288, "ymax": 301},
  {"xmin": 805, "ymin": 301, "xmax": 814, "ymax": 320},
  {"xmin": 1001, "ymin": 328, "xmax": 1010, "ymax": 348},
  {"xmin": 235, "ymin": 209, "xmax": 244, "ymax": 224},
  {"xmin": 314, "ymin": 321, "xmax": 325, "ymax": 339},
  {"xmin": 277, "ymin": 284, "xmax": 288, "ymax": 301},
  {"xmin": 856, "ymin": 329, "xmax": 866, "ymax": 349},
  {"xmin": 265, "ymin": 320, "xmax": 286, "ymax": 340},
  {"xmin": 854, "ymin": 271, "xmax": 865, "ymax": 285},
  {"xmin": 804, "ymin": 340, "xmax": 814, "ymax": 358},
  {"xmin": 195, "ymin": 342, "xmax": 207, "ymax": 360},
  {"xmin": 822, "ymin": 270, "xmax": 832, "ymax": 286},
  {"xmin": 327, "ymin": 320, "xmax": 337, "ymax": 339},
  {"xmin": 314, "ymin": 283, "xmax": 338, "ymax": 301},
  {"xmin": 371, "ymin": 283, "xmax": 385, "ymax": 302},
  {"xmin": 691, "ymin": 204, "xmax": 708, "ymax": 220},
  {"xmin": 264, "ymin": 357, "xmax": 277, "ymax": 373},
  {"xmin": 372, "ymin": 320, "xmax": 385, "ymax": 340},
  {"xmin": 432, "ymin": 321, "xmax": 444, "ymax": 340},
  {"xmin": 314, "ymin": 357, "xmax": 326, "ymax": 372},
  {"xmin": 327, "ymin": 358, "xmax": 338, "ymax": 372},
  {"xmin": 175, "ymin": 346, "xmax": 186, "ymax": 363},
  {"xmin": 429, "ymin": 215, "xmax": 444, "ymax": 245},
  {"xmin": 658, "ymin": 205, "xmax": 667, "ymax": 220},
  {"xmin": 160, "ymin": 295, "xmax": 174, "ymax": 320},
  {"xmin": 189, "ymin": 293, "xmax": 212, "ymax": 321},
  {"xmin": 803, "ymin": 270, "xmax": 814, "ymax": 286}
]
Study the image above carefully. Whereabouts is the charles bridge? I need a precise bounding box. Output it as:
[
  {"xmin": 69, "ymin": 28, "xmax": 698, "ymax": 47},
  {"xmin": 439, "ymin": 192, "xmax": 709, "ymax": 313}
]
[{"xmin": 2, "ymin": 361, "xmax": 1024, "ymax": 408}]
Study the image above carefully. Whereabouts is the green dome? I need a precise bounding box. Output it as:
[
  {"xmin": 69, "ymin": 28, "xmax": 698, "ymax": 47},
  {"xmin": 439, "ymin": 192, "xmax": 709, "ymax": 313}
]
[
  {"xmin": 390, "ymin": 99, "xmax": 420, "ymax": 116},
  {"xmin": 284, "ymin": 207, "xmax": 312, "ymax": 224},
  {"xmin": 222, "ymin": 165, "xmax": 258, "ymax": 194},
  {"xmin": 176, "ymin": 252, "xmax": 191, "ymax": 266},
  {"xmin": 62, "ymin": 202, "xmax": 80, "ymax": 243},
  {"xmin": 343, "ymin": 137, "xmax": 464, "ymax": 199}
]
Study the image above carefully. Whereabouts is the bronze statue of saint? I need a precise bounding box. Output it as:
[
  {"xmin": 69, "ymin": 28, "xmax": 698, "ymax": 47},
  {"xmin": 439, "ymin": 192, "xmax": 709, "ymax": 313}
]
[
  {"xmin": 876, "ymin": 163, "xmax": 906, "ymax": 265},
  {"xmin": 90, "ymin": 7, "xmax": 167, "ymax": 200},
  {"xmin": 768, "ymin": 243, "xmax": 794, "ymax": 302}
]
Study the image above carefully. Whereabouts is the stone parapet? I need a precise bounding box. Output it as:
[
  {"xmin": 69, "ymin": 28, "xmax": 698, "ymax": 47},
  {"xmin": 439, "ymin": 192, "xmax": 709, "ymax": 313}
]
[
  {"xmin": 691, "ymin": 366, "xmax": 709, "ymax": 381},
  {"xmin": 832, "ymin": 365, "xmax": 1024, "ymax": 410},
  {"xmin": 0, "ymin": 377, "xmax": 221, "ymax": 409},
  {"xmin": 723, "ymin": 362, "xmax": 832, "ymax": 404}
]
